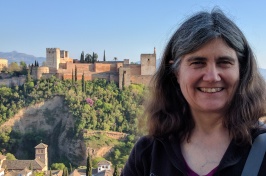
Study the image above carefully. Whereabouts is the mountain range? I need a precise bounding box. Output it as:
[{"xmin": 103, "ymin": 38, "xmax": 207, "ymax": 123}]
[{"xmin": 0, "ymin": 51, "xmax": 45, "ymax": 65}]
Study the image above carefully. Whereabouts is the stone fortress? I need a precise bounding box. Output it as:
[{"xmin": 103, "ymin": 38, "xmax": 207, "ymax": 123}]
[
  {"xmin": 32, "ymin": 48, "xmax": 156, "ymax": 88},
  {"xmin": 0, "ymin": 58, "xmax": 8, "ymax": 71}
]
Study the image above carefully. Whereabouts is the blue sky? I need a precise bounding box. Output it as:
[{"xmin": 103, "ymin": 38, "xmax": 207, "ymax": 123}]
[{"xmin": 1, "ymin": 1, "xmax": 266, "ymax": 68}]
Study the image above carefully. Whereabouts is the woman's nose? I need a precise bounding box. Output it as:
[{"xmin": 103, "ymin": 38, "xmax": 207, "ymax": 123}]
[{"xmin": 202, "ymin": 66, "xmax": 221, "ymax": 82}]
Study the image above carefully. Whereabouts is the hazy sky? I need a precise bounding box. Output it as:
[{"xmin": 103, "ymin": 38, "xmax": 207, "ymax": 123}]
[{"xmin": 1, "ymin": 1, "xmax": 266, "ymax": 68}]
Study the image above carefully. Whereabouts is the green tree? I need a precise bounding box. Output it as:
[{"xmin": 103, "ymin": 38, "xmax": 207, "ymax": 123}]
[
  {"xmin": 26, "ymin": 69, "xmax": 32, "ymax": 83},
  {"xmin": 6, "ymin": 153, "xmax": 16, "ymax": 160},
  {"xmin": 85, "ymin": 54, "xmax": 92, "ymax": 63},
  {"xmin": 114, "ymin": 57, "xmax": 117, "ymax": 61},
  {"xmin": 8, "ymin": 62, "xmax": 21, "ymax": 73},
  {"xmin": 113, "ymin": 165, "xmax": 119, "ymax": 176},
  {"xmin": 92, "ymin": 52, "xmax": 98, "ymax": 63},
  {"xmin": 103, "ymin": 50, "xmax": 106, "ymax": 61},
  {"xmin": 86, "ymin": 153, "xmax": 92, "ymax": 176},
  {"xmin": 63, "ymin": 167, "xmax": 69, "ymax": 176},
  {"xmin": 69, "ymin": 163, "xmax": 73, "ymax": 173},
  {"xmin": 82, "ymin": 72, "xmax": 85, "ymax": 93},
  {"xmin": 20, "ymin": 61, "xmax": 27, "ymax": 75},
  {"xmin": 75, "ymin": 66, "xmax": 77, "ymax": 81},
  {"xmin": 51, "ymin": 163, "xmax": 66, "ymax": 170},
  {"xmin": 80, "ymin": 51, "xmax": 85, "ymax": 63}
]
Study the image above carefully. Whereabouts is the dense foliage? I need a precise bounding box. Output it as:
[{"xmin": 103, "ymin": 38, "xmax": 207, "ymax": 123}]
[{"xmin": 0, "ymin": 76, "xmax": 148, "ymax": 169}]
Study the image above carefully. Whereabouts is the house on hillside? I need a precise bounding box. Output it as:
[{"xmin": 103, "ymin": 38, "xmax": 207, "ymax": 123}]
[
  {"xmin": 70, "ymin": 160, "xmax": 112, "ymax": 176},
  {"xmin": 0, "ymin": 142, "xmax": 49, "ymax": 175},
  {"xmin": 0, "ymin": 154, "xmax": 5, "ymax": 176}
]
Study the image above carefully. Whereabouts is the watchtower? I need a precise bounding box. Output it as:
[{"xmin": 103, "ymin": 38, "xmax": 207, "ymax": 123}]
[
  {"xmin": 46, "ymin": 48, "xmax": 60, "ymax": 70},
  {"xmin": 35, "ymin": 143, "xmax": 48, "ymax": 171},
  {"xmin": 140, "ymin": 47, "xmax": 156, "ymax": 75}
]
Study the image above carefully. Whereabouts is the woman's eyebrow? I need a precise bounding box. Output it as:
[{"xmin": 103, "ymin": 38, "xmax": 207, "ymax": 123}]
[
  {"xmin": 217, "ymin": 56, "xmax": 236, "ymax": 63},
  {"xmin": 186, "ymin": 57, "xmax": 207, "ymax": 62}
]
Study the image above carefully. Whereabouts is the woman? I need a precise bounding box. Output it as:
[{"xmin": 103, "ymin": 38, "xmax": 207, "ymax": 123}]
[{"xmin": 122, "ymin": 9, "xmax": 266, "ymax": 176}]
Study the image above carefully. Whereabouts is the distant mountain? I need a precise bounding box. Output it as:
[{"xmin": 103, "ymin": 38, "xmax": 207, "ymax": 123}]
[{"xmin": 0, "ymin": 51, "xmax": 46, "ymax": 65}]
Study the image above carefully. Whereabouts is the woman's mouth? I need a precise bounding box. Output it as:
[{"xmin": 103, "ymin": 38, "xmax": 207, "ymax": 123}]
[{"xmin": 198, "ymin": 87, "xmax": 223, "ymax": 93}]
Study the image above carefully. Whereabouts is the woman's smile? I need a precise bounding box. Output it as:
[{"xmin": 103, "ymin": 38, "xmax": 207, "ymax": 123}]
[
  {"xmin": 177, "ymin": 38, "xmax": 239, "ymax": 114},
  {"xmin": 198, "ymin": 87, "xmax": 223, "ymax": 93}
]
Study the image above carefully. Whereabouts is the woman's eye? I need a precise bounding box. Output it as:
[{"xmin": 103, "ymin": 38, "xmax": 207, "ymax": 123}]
[
  {"xmin": 191, "ymin": 62, "xmax": 204, "ymax": 65},
  {"xmin": 190, "ymin": 62, "xmax": 205, "ymax": 68},
  {"xmin": 218, "ymin": 61, "xmax": 232, "ymax": 67}
]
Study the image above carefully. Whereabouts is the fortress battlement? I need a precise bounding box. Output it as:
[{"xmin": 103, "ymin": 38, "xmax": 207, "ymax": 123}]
[{"xmin": 32, "ymin": 48, "xmax": 156, "ymax": 89}]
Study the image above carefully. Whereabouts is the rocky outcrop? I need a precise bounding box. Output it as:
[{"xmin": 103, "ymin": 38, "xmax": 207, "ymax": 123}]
[{"xmin": 0, "ymin": 96, "xmax": 87, "ymax": 166}]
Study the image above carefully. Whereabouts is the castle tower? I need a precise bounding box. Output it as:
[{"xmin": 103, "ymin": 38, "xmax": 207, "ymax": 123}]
[
  {"xmin": 140, "ymin": 48, "xmax": 156, "ymax": 75},
  {"xmin": 46, "ymin": 48, "xmax": 60, "ymax": 71},
  {"xmin": 35, "ymin": 143, "xmax": 48, "ymax": 170}
]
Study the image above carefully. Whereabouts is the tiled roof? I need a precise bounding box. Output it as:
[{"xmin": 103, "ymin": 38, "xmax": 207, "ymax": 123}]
[
  {"xmin": 70, "ymin": 169, "xmax": 86, "ymax": 176},
  {"xmin": 97, "ymin": 160, "xmax": 111, "ymax": 166},
  {"xmin": 44, "ymin": 170, "xmax": 63, "ymax": 176},
  {"xmin": 35, "ymin": 158, "xmax": 46, "ymax": 168},
  {"xmin": 2, "ymin": 159, "xmax": 45, "ymax": 170},
  {"xmin": 5, "ymin": 168, "xmax": 32, "ymax": 176},
  {"xmin": 35, "ymin": 143, "xmax": 48, "ymax": 148},
  {"xmin": 70, "ymin": 169, "xmax": 111, "ymax": 176}
]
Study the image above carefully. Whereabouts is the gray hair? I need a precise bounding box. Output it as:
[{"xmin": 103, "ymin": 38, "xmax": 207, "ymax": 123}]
[{"xmin": 171, "ymin": 9, "xmax": 245, "ymax": 71}]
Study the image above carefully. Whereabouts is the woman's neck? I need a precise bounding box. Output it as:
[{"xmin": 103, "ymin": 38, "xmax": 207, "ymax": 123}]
[{"xmin": 190, "ymin": 110, "xmax": 226, "ymax": 135}]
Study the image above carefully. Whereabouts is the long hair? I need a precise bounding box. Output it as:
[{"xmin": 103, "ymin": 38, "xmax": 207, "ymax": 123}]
[{"xmin": 146, "ymin": 8, "xmax": 266, "ymax": 145}]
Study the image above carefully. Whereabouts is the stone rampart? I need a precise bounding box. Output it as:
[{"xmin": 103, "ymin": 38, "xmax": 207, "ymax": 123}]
[
  {"xmin": 0, "ymin": 76, "xmax": 26, "ymax": 87},
  {"xmin": 130, "ymin": 75, "xmax": 153, "ymax": 86},
  {"xmin": 129, "ymin": 65, "xmax": 141, "ymax": 75},
  {"xmin": 84, "ymin": 130, "xmax": 128, "ymax": 140}
]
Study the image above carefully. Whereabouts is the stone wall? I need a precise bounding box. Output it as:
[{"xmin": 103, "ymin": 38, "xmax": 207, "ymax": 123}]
[
  {"xmin": 65, "ymin": 63, "xmax": 94, "ymax": 72},
  {"xmin": 94, "ymin": 62, "xmax": 123, "ymax": 73},
  {"xmin": 130, "ymin": 75, "xmax": 153, "ymax": 86},
  {"xmin": 129, "ymin": 64, "xmax": 141, "ymax": 75},
  {"xmin": 0, "ymin": 76, "xmax": 26, "ymax": 87},
  {"xmin": 32, "ymin": 67, "xmax": 49, "ymax": 80}
]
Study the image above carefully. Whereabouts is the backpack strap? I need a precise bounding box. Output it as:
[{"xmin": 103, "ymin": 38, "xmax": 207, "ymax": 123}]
[{"xmin": 241, "ymin": 129, "xmax": 266, "ymax": 176}]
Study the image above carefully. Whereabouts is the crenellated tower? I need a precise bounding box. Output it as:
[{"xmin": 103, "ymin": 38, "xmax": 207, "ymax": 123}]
[
  {"xmin": 46, "ymin": 48, "xmax": 60, "ymax": 71},
  {"xmin": 140, "ymin": 47, "xmax": 156, "ymax": 75}
]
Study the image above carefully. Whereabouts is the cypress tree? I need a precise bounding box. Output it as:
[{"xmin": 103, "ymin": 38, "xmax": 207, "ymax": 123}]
[
  {"xmin": 72, "ymin": 69, "xmax": 74, "ymax": 85},
  {"xmin": 75, "ymin": 66, "xmax": 77, "ymax": 82},
  {"xmin": 82, "ymin": 72, "xmax": 85, "ymax": 93},
  {"xmin": 92, "ymin": 52, "xmax": 95, "ymax": 63},
  {"xmin": 86, "ymin": 153, "xmax": 92, "ymax": 176},
  {"xmin": 63, "ymin": 167, "xmax": 68, "ymax": 176},
  {"xmin": 103, "ymin": 50, "xmax": 106, "ymax": 61},
  {"xmin": 113, "ymin": 165, "xmax": 119, "ymax": 176},
  {"xmin": 69, "ymin": 163, "xmax": 73, "ymax": 173},
  {"xmin": 80, "ymin": 51, "xmax": 85, "ymax": 63}
]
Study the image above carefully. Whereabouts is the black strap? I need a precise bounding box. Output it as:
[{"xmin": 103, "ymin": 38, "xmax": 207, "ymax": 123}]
[{"xmin": 241, "ymin": 132, "xmax": 266, "ymax": 176}]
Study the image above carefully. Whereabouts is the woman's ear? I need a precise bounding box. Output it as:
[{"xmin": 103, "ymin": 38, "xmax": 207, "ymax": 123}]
[{"xmin": 169, "ymin": 60, "xmax": 179, "ymax": 83}]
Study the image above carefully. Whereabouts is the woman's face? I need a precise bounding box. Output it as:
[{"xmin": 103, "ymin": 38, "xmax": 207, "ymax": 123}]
[{"xmin": 176, "ymin": 38, "xmax": 239, "ymax": 116}]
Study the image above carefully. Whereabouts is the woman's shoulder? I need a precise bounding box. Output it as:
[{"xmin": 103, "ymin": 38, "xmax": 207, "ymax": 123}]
[
  {"xmin": 134, "ymin": 135, "xmax": 155, "ymax": 150},
  {"xmin": 252, "ymin": 123, "xmax": 266, "ymax": 139}
]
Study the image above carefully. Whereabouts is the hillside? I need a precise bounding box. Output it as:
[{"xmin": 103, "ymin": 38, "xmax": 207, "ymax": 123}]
[
  {"xmin": 0, "ymin": 96, "xmax": 128, "ymax": 166},
  {"xmin": 0, "ymin": 51, "xmax": 45, "ymax": 65}
]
